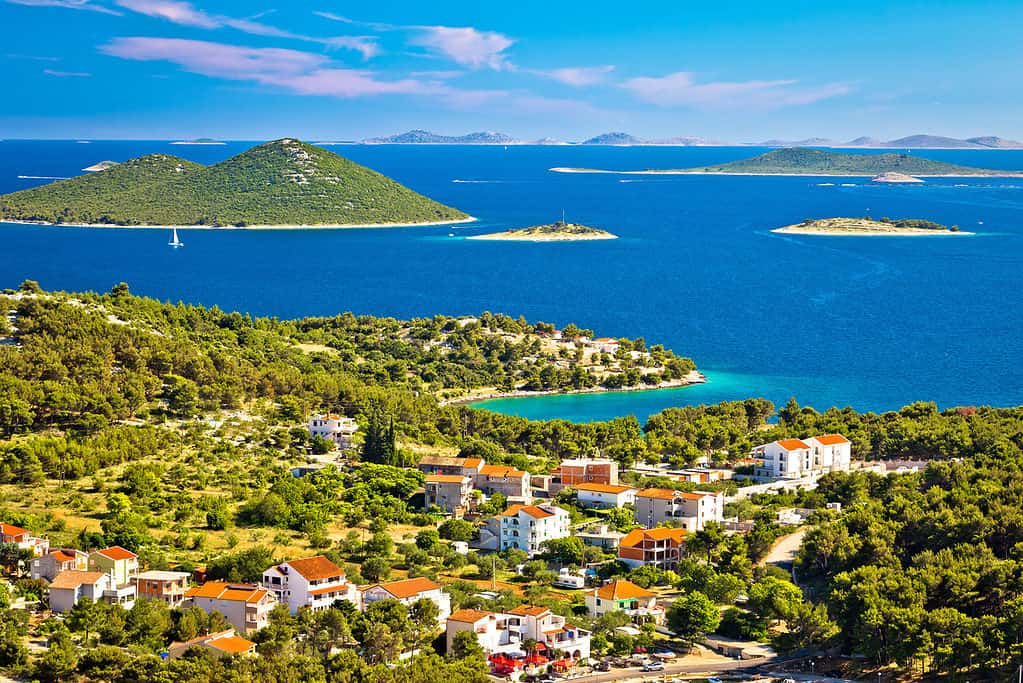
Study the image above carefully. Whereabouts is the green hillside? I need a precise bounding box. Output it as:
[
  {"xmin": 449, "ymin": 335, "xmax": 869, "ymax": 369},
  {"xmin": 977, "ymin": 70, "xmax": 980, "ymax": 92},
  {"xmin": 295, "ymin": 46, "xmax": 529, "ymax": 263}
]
[
  {"xmin": 687, "ymin": 147, "xmax": 1013, "ymax": 175},
  {"xmin": 0, "ymin": 138, "xmax": 468, "ymax": 226}
]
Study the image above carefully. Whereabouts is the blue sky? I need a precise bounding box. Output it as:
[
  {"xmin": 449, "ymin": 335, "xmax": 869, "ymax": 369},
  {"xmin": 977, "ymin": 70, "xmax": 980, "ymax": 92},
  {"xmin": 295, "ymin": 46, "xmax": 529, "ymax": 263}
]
[{"xmin": 3, "ymin": 0, "xmax": 1022, "ymax": 140}]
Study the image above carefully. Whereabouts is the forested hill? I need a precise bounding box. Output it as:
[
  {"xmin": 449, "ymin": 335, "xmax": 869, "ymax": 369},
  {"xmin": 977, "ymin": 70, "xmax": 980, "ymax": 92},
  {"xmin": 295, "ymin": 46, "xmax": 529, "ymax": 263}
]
[
  {"xmin": 687, "ymin": 148, "xmax": 1015, "ymax": 175},
  {"xmin": 0, "ymin": 138, "xmax": 468, "ymax": 227}
]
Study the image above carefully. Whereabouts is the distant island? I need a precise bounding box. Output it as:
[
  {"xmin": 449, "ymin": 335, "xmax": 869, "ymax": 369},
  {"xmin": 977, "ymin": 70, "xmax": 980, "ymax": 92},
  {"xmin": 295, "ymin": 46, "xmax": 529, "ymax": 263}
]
[
  {"xmin": 773, "ymin": 217, "xmax": 972, "ymax": 236},
  {"xmin": 468, "ymin": 221, "xmax": 618, "ymax": 242},
  {"xmin": 170, "ymin": 138, "xmax": 225, "ymax": 145},
  {"xmin": 358, "ymin": 130, "xmax": 1023, "ymax": 148},
  {"xmin": 82, "ymin": 160, "xmax": 118, "ymax": 172},
  {"xmin": 0, "ymin": 138, "xmax": 470, "ymax": 228},
  {"xmin": 550, "ymin": 148, "xmax": 1021, "ymax": 177}
]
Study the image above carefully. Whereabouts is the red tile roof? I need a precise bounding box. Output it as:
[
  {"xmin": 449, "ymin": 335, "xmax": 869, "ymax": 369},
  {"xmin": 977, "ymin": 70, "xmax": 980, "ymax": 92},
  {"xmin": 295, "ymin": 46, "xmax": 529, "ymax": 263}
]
[
  {"xmin": 500, "ymin": 504, "xmax": 556, "ymax": 519},
  {"xmin": 635, "ymin": 488, "xmax": 678, "ymax": 500},
  {"xmin": 776, "ymin": 438, "xmax": 810, "ymax": 451},
  {"xmin": 425, "ymin": 474, "xmax": 469, "ymax": 484},
  {"xmin": 93, "ymin": 546, "xmax": 137, "ymax": 561},
  {"xmin": 0, "ymin": 523, "xmax": 29, "ymax": 537},
  {"xmin": 207, "ymin": 634, "xmax": 256, "ymax": 655},
  {"xmin": 362, "ymin": 577, "xmax": 440, "ymax": 599},
  {"xmin": 185, "ymin": 582, "xmax": 270, "ymax": 604},
  {"xmin": 479, "ymin": 464, "xmax": 527, "ymax": 478},
  {"xmin": 619, "ymin": 527, "xmax": 688, "ymax": 548},
  {"xmin": 282, "ymin": 556, "xmax": 344, "ymax": 582},
  {"xmin": 575, "ymin": 483, "xmax": 633, "ymax": 494},
  {"xmin": 447, "ymin": 608, "xmax": 494, "ymax": 623},
  {"xmin": 509, "ymin": 605, "xmax": 550, "ymax": 617},
  {"xmin": 815, "ymin": 434, "xmax": 850, "ymax": 445},
  {"xmin": 594, "ymin": 579, "xmax": 654, "ymax": 600}
]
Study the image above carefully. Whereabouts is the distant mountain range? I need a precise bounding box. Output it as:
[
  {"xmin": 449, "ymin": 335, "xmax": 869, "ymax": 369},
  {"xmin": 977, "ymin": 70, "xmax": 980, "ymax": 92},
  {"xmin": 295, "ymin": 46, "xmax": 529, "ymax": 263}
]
[{"xmin": 360, "ymin": 130, "xmax": 1023, "ymax": 149}]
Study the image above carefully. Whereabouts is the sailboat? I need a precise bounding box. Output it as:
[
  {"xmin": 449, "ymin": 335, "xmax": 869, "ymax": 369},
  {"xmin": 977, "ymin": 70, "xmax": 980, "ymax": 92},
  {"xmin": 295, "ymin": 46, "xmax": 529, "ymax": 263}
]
[{"xmin": 168, "ymin": 227, "xmax": 184, "ymax": 248}]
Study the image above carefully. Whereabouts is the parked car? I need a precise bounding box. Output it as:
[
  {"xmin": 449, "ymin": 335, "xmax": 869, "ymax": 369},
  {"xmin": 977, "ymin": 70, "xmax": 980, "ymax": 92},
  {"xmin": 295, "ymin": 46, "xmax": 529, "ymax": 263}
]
[
  {"xmin": 594, "ymin": 661, "xmax": 611, "ymax": 672},
  {"xmin": 707, "ymin": 678, "xmax": 723, "ymax": 683},
  {"xmin": 642, "ymin": 661, "xmax": 665, "ymax": 672}
]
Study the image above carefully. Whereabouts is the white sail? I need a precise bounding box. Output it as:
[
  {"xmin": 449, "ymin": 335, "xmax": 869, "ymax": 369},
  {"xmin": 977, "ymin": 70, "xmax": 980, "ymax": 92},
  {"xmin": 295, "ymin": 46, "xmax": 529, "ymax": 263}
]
[{"xmin": 169, "ymin": 228, "xmax": 183, "ymax": 247}]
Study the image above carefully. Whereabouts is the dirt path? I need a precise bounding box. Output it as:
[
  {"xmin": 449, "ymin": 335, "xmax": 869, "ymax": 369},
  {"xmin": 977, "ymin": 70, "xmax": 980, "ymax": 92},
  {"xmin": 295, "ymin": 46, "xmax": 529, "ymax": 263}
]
[{"xmin": 760, "ymin": 529, "xmax": 807, "ymax": 576}]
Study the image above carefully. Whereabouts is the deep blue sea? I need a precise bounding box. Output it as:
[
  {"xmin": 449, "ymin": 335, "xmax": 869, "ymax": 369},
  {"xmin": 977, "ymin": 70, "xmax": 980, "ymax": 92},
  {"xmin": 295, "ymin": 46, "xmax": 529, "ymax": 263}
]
[{"xmin": 2, "ymin": 140, "xmax": 1022, "ymax": 422}]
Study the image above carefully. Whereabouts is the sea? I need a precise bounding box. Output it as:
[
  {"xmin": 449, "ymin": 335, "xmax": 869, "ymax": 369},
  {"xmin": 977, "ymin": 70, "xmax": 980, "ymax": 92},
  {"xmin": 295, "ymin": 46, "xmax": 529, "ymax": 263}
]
[{"xmin": 2, "ymin": 140, "xmax": 1022, "ymax": 423}]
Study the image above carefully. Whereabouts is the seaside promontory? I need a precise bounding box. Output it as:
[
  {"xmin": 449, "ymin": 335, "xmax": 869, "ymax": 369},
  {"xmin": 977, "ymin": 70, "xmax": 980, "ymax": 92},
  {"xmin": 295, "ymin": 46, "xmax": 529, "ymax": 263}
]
[{"xmin": 0, "ymin": 138, "xmax": 469, "ymax": 228}]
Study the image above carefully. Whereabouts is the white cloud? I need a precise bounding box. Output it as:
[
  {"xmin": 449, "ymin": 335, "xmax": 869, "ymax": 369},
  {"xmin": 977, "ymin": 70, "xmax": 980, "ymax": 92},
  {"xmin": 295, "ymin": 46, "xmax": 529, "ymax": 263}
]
[
  {"xmin": 622, "ymin": 71, "xmax": 851, "ymax": 109},
  {"xmin": 411, "ymin": 26, "xmax": 513, "ymax": 70},
  {"xmin": 43, "ymin": 68, "xmax": 92, "ymax": 76},
  {"xmin": 536, "ymin": 65, "xmax": 614, "ymax": 87},
  {"xmin": 113, "ymin": 0, "xmax": 379, "ymax": 58},
  {"xmin": 6, "ymin": 0, "xmax": 122, "ymax": 15}
]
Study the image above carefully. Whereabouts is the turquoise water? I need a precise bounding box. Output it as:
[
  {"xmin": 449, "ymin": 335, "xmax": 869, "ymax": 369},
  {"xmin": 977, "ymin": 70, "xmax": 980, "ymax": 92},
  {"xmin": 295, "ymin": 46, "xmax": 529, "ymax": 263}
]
[{"xmin": 1, "ymin": 141, "xmax": 1022, "ymax": 422}]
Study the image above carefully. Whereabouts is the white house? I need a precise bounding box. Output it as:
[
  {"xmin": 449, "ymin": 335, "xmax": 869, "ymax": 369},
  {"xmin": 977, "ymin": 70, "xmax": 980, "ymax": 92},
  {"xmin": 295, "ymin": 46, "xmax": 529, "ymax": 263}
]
[
  {"xmin": 752, "ymin": 434, "xmax": 852, "ymax": 479},
  {"xmin": 498, "ymin": 504, "xmax": 571, "ymax": 555},
  {"xmin": 584, "ymin": 579, "xmax": 664, "ymax": 624},
  {"xmin": 48, "ymin": 570, "xmax": 112, "ymax": 613},
  {"xmin": 261, "ymin": 555, "xmax": 358, "ymax": 614},
  {"xmin": 445, "ymin": 604, "xmax": 591, "ymax": 661},
  {"xmin": 308, "ymin": 414, "xmax": 359, "ymax": 450},
  {"xmin": 184, "ymin": 582, "xmax": 276, "ymax": 633},
  {"xmin": 633, "ymin": 489, "xmax": 724, "ymax": 531},
  {"xmin": 0, "ymin": 523, "xmax": 49, "ymax": 557},
  {"xmin": 359, "ymin": 577, "xmax": 450, "ymax": 621},
  {"xmin": 574, "ymin": 483, "xmax": 636, "ymax": 509},
  {"xmin": 31, "ymin": 549, "xmax": 88, "ymax": 581}
]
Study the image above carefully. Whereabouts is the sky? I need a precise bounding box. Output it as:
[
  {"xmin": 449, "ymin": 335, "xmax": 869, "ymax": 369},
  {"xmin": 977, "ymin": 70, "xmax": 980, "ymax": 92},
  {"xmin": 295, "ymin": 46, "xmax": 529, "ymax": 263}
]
[{"xmin": 2, "ymin": 0, "xmax": 1022, "ymax": 141}]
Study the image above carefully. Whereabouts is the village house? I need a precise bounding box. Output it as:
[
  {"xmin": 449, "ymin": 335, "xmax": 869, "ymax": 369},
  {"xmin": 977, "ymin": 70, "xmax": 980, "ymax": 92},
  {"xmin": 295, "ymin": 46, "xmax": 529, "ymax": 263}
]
[
  {"xmin": 0, "ymin": 522, "xmax": 49, "ymax": 557},
  {"xmin": 307, "ymin": 414, "xmax": 359, "ymax": 450},
  {"xmin": 618, "ymin": 527, "xmax": 688, "ymax": 570},
  {"xmin": 445, "ymin": 605, "xmax": 591, "ymax": 662},
  {"xmin": 574, "ymin": 483, "xmax": 636, "ymax": 509},
  {"xmin": 584, "ymin": 579, "xmax": 665, "ymax": 624},
  {"xmin": 633, "ymin": 488, "xmax": 724, "ymax": 531},
  {"xmin": 31, "ymin": 548, "xmax": 88, "ymax": 581},
  {"xmin": 360, "ymin": 576, "xmax": 451, "ymax": 621},
  {"xmin": 552, "ymin": 458, "xmax": 620, "ymax": 489},
  {"xmin": 132, "ymin": 570, "xmax": 191, "ymax": 608},
  {"xmin": 752, "ymin": 434, "xmax": 852, "ymax": 479},
  {"xmin": 184, "ymin": 582, "xmax": 276, "ymax": 633},
  {"xmin": 498, "ymin": 503, "xmax": 571, "ymax": 554},
  {"xmin": 48, "ymin": 570, "xmax": 113, "ymax": 613},
  {"xmin": 261, "ymin": 555, "xmax": 358, "ymax": 614},
  {"xmin": 416, "ymin": 455, "xmax": 485, "ymax": 479},
  {"xmin": 575, "ymin": 524, "xmax": 626, "ymax": 550},
  {"xmin": 477, "ymin": 464, "xmax": 531, "ymax": 499},
  {"xmin": 167, "ymin": 629, "xmax": 256, "ymax": 660},
  {"xmin": 87, "ymin": 546, "xmax": 138, "ymax": 608},
  {"xmin": 589, "ymin": 337, "xmax": 620, "ymax": 354},
  {"xmin": 424, "ymin": 474, "xmax": 474, "ymax": 515}
]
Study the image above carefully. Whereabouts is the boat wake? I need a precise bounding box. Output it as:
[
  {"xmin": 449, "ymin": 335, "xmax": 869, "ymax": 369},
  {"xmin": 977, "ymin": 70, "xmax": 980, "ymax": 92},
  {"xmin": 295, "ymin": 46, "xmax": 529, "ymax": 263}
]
[
  {"xmin": 17, "ymin": 175, "xmax": 69, "ymax": 180},
  {"xmin": 452, "ymin": 179, "xmax": 505, "ymax": 183}
]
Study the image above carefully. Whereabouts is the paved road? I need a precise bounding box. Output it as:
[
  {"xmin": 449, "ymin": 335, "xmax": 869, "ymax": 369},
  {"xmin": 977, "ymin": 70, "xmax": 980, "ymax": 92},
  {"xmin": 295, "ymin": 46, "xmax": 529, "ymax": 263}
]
[
  {"xmin": 760, "ymin": 529, "xmax": 807, "ymax": 576},
  {"xmin": 566, "ymin": 656, "xmax": 775, "ymax": 683}
]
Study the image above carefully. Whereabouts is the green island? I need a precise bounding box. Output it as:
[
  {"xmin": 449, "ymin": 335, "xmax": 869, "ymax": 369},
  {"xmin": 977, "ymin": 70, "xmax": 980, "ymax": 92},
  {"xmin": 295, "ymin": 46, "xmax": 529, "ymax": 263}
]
[
  {"xmin": 773, "ymin": 216, "xmax": 970, "ymax": 236},
  {"xmin": 0, "ymin": 138, "xmax": 469, "ymax": 228},
  {"xmin": 2, "ymin": 282, "xmax": 1023, "ymax": 681},
  {"xmin": 550, "ymin": 147, "xmax": 1022, "ymax": 176},
  {"xmin": 466, "ymin": 221, "xmax": 618, "ymax": 242}
]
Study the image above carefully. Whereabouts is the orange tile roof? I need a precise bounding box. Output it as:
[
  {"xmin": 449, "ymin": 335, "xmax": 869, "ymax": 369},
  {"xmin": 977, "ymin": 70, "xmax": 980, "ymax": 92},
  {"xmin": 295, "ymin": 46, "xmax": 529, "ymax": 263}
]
[
  {"xmin": 776, "ymin": 438, "xmax": 810, "ymax": 451},
  {"xmin": 425, "ymin": 474, "xmax": 469, "ymax": 484},
  {"xmin": 0, "ymin": 523, "xmax": 29, "ymax": 537},
  {"xmin": 185, "ymin": 582, "xmax": 270, "ymax": 604},
  {"xmin": 593, "ymin": 337, "xmax": 618, "ymax": 343},
  {"xmin": 575, "ymin": 483, "xmax": 633, "ymax": 494},
  {"xmin": 208, "ymin": 634, "xmax": 255, "ymax": 655},
  {"xmin": 462, "ymin": 458, "xmax": 483, "ymax": 468},
  {"xmin": 282, "ymin": 556, "xmax": 344, "ymax": 582},
  {"xmin": 619, "ymin": 527, "xmax": 688, "ymax": 548},
  {"xmin": 509, "ymin": 605, "xmax": 550, "ymax": 617},
  {"xmin": 500, "ymin": 504, "xmax": 556, "ymax": 519},
  {"xmin": 635, "ymin": 488, "xmax": 678, "ymax": 500},
  {"xmin": 363, "ymin": 577, "xmax": 440, "ymax": 599},
  {"xmin": 93, "ymin": 546, "xmax": 137, "ymax": 561},
  {"xmin": 50, "ymin": 551, "xmax": 77, "ymax": 563},
  {"xmin": 49, "ymin": 570, "xmax": 106, "ymax": 589},
  {"xmin": 447, "ymin": 608, "xmax": 494, "ymax": 623},
  {"xmin": 479, "ymin": 464, "xmax": 526, "ymax": 478},
  {"xmin": 594, "ymin": 579, "xmax": 654, "ymax": 600},
  {"xmin": 815, "ymin": 434, "xmax": 850, "ymax": 445}
]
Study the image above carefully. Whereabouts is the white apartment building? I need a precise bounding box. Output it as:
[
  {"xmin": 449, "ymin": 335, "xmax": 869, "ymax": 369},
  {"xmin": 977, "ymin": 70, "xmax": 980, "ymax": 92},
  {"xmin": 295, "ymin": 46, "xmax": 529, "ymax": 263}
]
[
  {"xmin": 445, "ymin": 604, "xmax": 591, "ymax": 661},
  {"xmin": 498, "ymin": 504, "xmax": 571, "ymax": 554},
  {"xmin": 308, "ymin": 414, "xmax": 359, "ymax": 450},
  {"xmin": 633, "ymin": 489, "xmax": 724, "ymax": 531},
  {"xmin": 752, "ymin": 434, "xmax": 852, "ymax": 479},
  {"xmin": 184, "ymin": 582, "xmax": 276, "ymax": 633},
  {"xmin": 261, "ymin": 555, "xmax": 358, "ymax": 614}
]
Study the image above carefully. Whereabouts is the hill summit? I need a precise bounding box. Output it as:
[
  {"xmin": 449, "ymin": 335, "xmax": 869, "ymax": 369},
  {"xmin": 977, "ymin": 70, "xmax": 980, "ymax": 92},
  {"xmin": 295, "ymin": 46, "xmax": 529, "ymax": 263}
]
[{"xmin": 0, "ymin": 138, "xmax": 468, "ymax": 227}]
